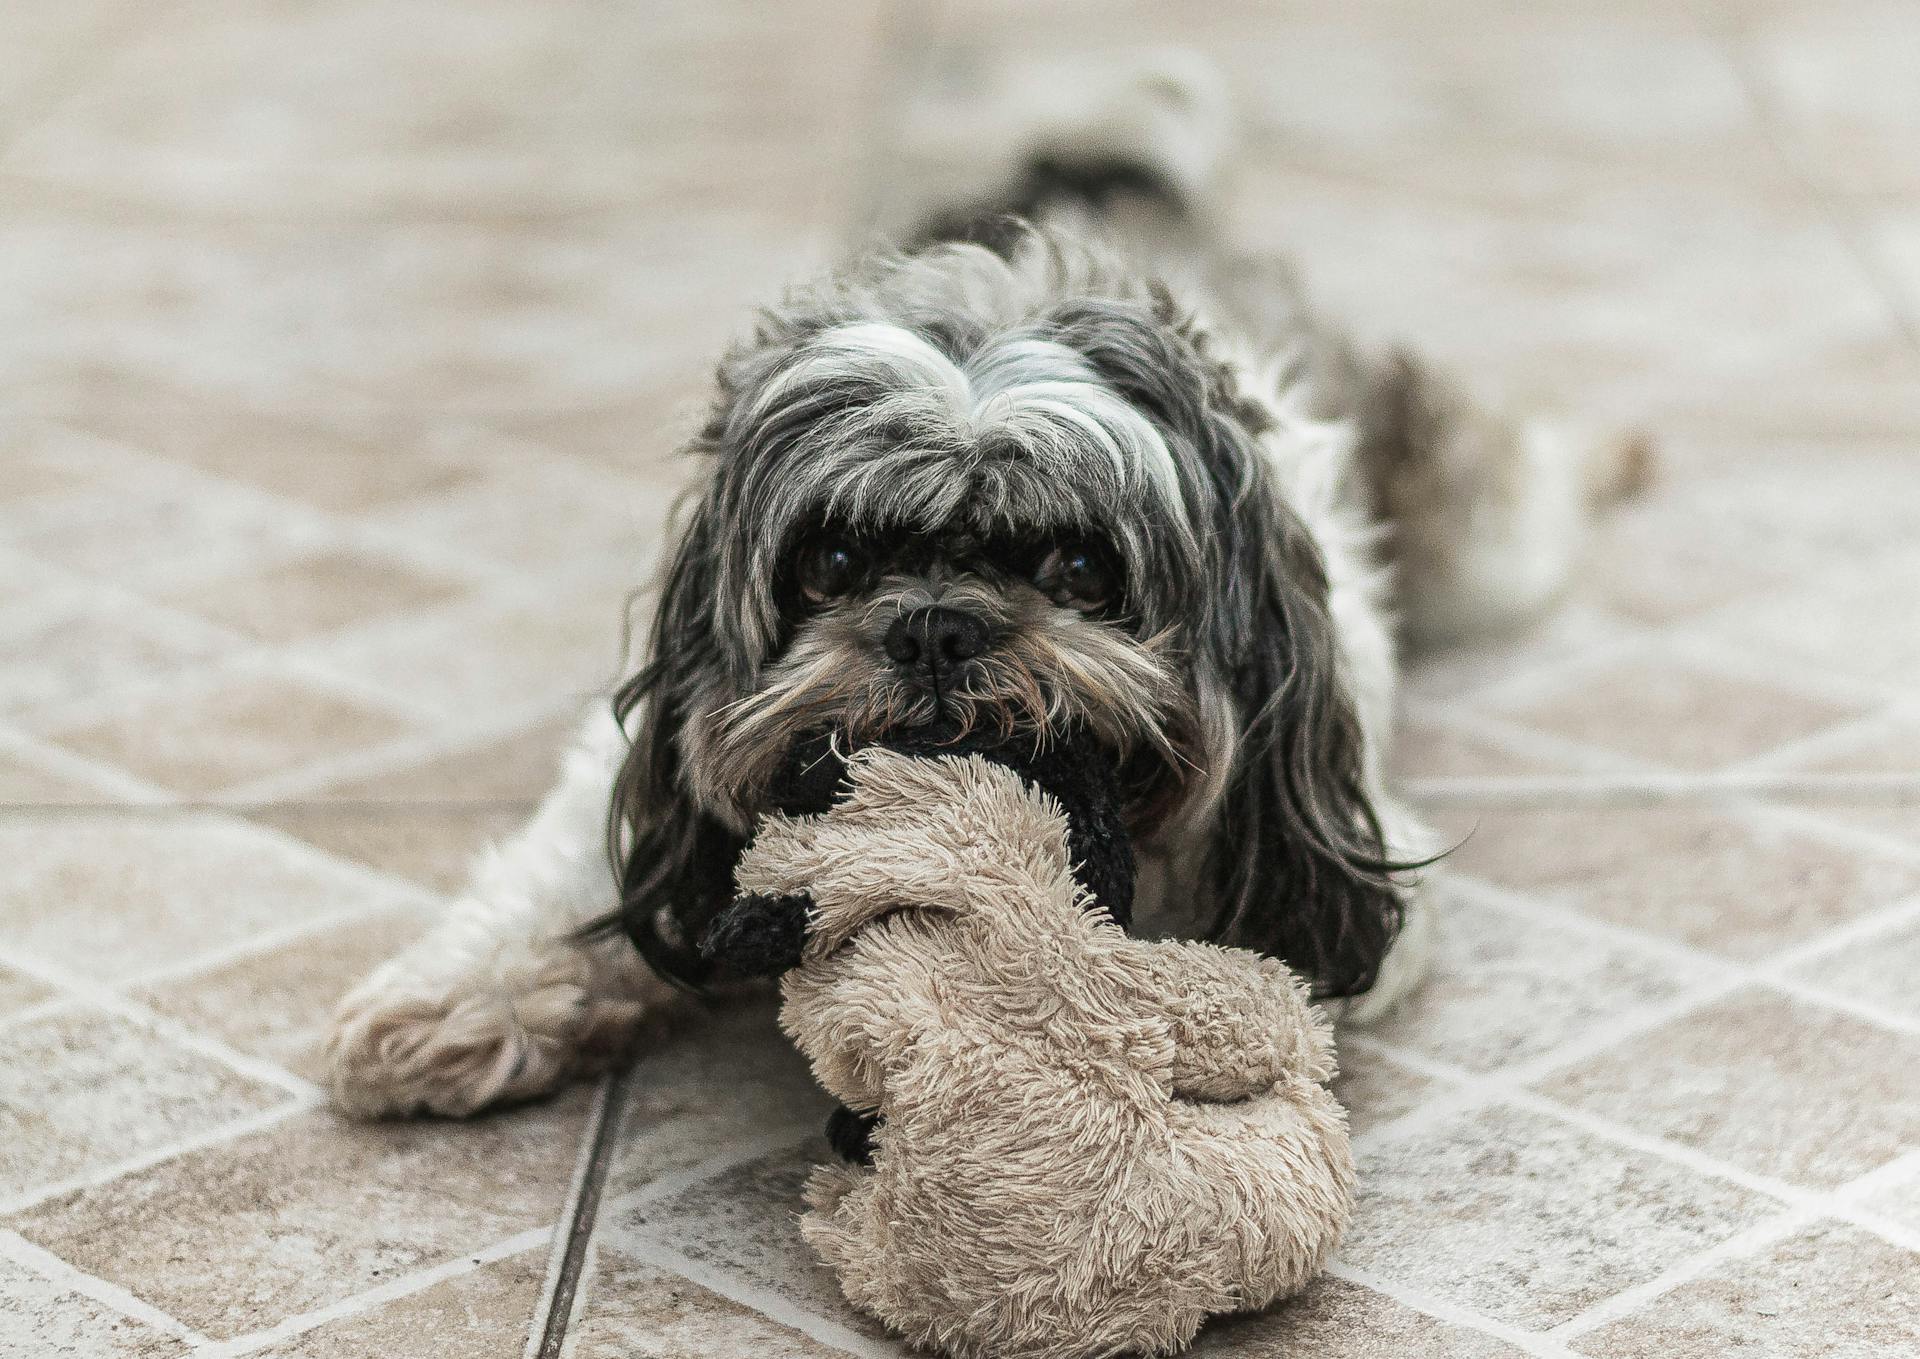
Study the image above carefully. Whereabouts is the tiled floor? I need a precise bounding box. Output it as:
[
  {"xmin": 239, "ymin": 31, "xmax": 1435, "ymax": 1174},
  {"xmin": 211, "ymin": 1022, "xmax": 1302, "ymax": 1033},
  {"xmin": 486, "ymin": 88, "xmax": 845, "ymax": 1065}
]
[{"xmin": 2, "ymin": 1, "xmax": 1917, "ymax": 1356}]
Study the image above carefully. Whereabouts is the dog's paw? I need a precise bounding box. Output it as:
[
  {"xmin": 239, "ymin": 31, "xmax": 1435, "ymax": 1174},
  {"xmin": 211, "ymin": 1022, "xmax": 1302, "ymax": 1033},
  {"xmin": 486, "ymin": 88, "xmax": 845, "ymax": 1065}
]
[{"xmin": 325, "ymin": 951, "xmax": 641, "ymax": 1119}]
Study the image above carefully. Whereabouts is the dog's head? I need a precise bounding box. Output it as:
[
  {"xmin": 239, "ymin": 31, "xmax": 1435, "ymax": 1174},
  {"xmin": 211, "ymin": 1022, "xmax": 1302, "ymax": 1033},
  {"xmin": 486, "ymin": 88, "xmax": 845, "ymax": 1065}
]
[{"xmin": 611, "ymin": 232, "xmax": 1404, "ymax": 997}]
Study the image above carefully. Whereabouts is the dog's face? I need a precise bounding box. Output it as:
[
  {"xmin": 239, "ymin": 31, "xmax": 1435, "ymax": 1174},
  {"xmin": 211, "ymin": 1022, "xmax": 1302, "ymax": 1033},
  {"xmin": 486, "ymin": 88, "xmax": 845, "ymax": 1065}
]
[
  {"xmin": 613, "ymin": 237, "xmax": 1404, "ymax": 999},
  {"xmin": 705, "ymin": 519, "xmax": 1194, "ymax": 816}
]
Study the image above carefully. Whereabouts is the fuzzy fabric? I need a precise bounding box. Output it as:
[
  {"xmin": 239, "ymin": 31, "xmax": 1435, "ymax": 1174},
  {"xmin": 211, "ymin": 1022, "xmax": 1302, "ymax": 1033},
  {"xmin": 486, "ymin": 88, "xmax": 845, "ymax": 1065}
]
[{"xmin": 732, "ymin": 747, "xmax": 1354, "ymax": 1359}]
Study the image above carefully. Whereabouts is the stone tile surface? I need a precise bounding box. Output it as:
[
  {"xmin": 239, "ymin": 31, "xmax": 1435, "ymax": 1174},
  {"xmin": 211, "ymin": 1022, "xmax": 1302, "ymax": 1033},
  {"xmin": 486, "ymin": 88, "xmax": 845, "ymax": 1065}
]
[
  {"xmin": 0, "ymin": 1256, "xmax": 191, "ymax": 1359},
  {"xmin": 1477, "ymin": 650, "xmax": 1870, "ymax": 772},
  {"xmin": 1363, "ymin": 883, "xmax": 1698, "ymax": 1074},
  {"xmin": 250, "ymin": 1250, "xmax": 550, "ymax": 1358},
  {"xmin": 1191, "ymin": 1277, "xmax": 1526, "ymax": 1357},
  {"xmin": 601, "ymin": 1140, "xmax": 894, "ymax": 1346},
  {"xmin": 160, "ymin": 548, "xmax": 472, "ymax": 644},
  {"xmin": 134, "ymin": 906, "xmax": 433, "ymax": 1082},
  {"xmin": 1574, "ymin": 1221, "xmax": 1920, "ymax": 1359},
  {"xmin": 568, "ymin": 1248, "xmax": 846, "ymax": 1359},
  {"xmin": 9, "ymin": 1091, "xmax": 592, "ymax": 1342},
  {"xmin": 1446, "ymin": 804, "xmax": 1920, "ymax": 960},
  {"xmin": 42, "ymin": 669, "xmax": 419, "ymax": 797},
  {"xmin": 0, "ymin": 1006, "xmax": 287, "ymax": 1205},
  {"xmin": 0, "ymin": 811, "xmax": 414, "ymax": 982},
  {"xmin": 3, "ymin": 0, "xmax": 1918, "ymax": 1355},
  {"xmin": 1342, "ymin": 1102, "xmax": 1779, "ymax": 1329},
  {"xmin": 1538, "ymin": 988, "xmax": 1920, "ymax": 1189}
]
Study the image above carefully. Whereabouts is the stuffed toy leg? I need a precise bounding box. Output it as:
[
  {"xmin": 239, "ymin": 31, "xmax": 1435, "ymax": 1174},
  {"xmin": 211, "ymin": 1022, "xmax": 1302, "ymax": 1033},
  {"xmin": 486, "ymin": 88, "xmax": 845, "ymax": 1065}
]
[{"xmin": 708, "ymin": 740, "xmax": 1353, "ymax": 1359}]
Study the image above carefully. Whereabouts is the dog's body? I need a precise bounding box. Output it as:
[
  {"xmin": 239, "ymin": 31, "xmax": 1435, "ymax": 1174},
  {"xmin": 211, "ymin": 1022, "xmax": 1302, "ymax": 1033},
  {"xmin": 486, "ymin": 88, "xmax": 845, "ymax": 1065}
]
[{"xmin": 327, "ymin": 62, "xmax": 1643, "ymax": 1118}]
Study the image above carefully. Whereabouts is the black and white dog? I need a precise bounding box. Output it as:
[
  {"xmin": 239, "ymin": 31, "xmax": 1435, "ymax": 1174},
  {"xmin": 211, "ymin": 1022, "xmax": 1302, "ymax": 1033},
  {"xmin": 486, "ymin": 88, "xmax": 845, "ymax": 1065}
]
[{"xmin": 327, "ymin": 59, "xmax": 1644, "ymax": 1117}]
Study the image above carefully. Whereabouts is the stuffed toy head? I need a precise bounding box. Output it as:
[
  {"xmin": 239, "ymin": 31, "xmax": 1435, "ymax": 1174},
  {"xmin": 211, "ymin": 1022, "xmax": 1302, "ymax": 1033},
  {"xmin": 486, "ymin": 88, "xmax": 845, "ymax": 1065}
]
[{"xmin": 703, "ymin": 732, "xmax": 1354, "ymax": 1359}]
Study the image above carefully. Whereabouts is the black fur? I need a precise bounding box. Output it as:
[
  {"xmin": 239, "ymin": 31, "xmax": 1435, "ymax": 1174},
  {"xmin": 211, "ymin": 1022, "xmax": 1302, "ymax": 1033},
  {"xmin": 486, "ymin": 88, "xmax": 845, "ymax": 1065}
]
[
  {"xmin": 826, "ymin": 1104, "xmax": 880, "ymax": 1166},
  {"xmin": 602, "ymin": 511, "xmax": 746, "ymax": 989},
  {"xmin": 698, "ymin": 723, "xmax": 1133, "ymax": 982}
]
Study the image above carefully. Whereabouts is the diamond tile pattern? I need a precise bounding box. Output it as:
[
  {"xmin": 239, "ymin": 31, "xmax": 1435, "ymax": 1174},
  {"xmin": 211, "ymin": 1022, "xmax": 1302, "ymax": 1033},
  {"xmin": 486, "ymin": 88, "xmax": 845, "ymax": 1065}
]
[{"xmin": 2, "ymin": 1, "xmax": 1917, "ymax": 1357}]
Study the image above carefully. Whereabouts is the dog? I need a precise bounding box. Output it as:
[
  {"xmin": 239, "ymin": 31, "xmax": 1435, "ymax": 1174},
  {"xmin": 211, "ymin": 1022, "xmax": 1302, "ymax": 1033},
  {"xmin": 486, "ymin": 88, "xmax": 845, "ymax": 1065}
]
[{"xmin": 326, "ymin": 58, "xmax": 1647, "ymax": 1118}]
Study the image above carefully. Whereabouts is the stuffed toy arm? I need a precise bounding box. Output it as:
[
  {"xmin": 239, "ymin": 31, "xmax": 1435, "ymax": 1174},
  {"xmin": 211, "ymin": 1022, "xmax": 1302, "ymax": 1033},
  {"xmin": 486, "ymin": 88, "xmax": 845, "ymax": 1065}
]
[{"xmin": 1128, "ymin": 941, "xmax": 1336, "ymax": 1102}]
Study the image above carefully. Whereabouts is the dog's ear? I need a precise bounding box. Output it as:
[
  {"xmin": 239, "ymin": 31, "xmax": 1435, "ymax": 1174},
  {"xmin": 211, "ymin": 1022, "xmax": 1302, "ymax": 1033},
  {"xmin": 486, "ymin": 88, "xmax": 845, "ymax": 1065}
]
[
  {"xmin": 598, "ymin": 503, "xmax": 745, "ymax": 989},
  {"xmin": 1204, "ymin": 488, "xmax": 1406, "ymax": 999},
  {"xmin": 1050, "ymin": 293, "xmax": 1406, "ymax": 999}
]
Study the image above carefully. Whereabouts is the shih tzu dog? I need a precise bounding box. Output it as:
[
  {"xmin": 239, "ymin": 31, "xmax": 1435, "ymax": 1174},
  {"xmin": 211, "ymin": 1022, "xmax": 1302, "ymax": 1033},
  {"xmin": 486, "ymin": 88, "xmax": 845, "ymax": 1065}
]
[{"xmin": 327, "ymin": 59, "xmax": 1646, "ymax": 1117}]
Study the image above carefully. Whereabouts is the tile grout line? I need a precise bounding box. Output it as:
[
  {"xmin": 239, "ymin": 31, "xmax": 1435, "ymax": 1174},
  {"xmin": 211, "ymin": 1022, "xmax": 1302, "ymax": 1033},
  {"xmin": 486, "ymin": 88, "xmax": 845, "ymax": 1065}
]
[
  {"xmin": 525, "ymin": 1062, "xmax": 631, "ymax": 1359},
  {"xmin": 197, "ymin": 1225, "xmax": 556, "ymax": 1359},
  {"xmin": 0, "ymin": 1099, "xmax": 313, "ymax": 1218},
  {"xmin": 613, "ymin": 1238, "xmax": 898, "ymax": 1359},
  {"xmin": 1319, "ymin": 1260, "xmax": 1580, "ymax": 1359},
  {"xmin": 0, "ymin": 1228, "xmax": 212, "ymax": 1348},
  {"xmin": 0, "ymin": 948, "xmax": 324, "ymax": 1104},
  {"xmin": 1543, "ymin": 1208, "xmax": 1816, "ymax": 1342},
  {"xmin": 1704, "ymin": 9, "xmax": 1920, "ymax": 355},
  {"xmin": 1408, "ymin": 696, "xmax": 1920, "ymax": 869}
]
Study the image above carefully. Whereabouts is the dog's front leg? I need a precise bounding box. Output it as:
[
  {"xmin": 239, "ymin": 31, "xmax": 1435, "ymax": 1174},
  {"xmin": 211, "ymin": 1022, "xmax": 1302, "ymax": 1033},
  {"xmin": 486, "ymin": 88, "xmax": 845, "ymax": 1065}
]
[{"xmin": 325, "ymin": 704, "xmax": 672, "ymax": 1117}]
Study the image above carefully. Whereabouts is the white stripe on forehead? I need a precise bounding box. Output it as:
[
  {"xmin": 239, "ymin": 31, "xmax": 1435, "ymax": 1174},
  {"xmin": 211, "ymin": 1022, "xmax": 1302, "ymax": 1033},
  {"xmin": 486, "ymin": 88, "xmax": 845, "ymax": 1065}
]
[{"xmin": 763, "ymin": 321, "xmax": 1188, "ymax": 516}]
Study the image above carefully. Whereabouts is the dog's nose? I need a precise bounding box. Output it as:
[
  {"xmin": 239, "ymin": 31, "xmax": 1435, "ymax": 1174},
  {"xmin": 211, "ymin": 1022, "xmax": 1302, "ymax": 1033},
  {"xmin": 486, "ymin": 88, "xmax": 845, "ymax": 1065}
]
[{"xmin": 884, "ymin": 607, "xmax": 987, "ymax": 686}]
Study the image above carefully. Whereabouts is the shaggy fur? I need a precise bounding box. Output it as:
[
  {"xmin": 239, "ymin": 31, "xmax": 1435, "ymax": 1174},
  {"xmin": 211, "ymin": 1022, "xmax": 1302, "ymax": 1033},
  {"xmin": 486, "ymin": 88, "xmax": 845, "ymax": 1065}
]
[
  {"xmin": 735, "ymin": 746, "xmax": 1352, "ymax": 1359},
  {"xmin": 324, "ymin": 55, "xmax": 1642, "ymax": 1119}
]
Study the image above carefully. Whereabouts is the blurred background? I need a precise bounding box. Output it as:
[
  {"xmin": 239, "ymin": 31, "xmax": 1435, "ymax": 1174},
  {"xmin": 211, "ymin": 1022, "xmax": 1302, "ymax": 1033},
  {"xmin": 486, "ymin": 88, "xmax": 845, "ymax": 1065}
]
[{"xmin": 1, "ymin": 2, "xmax": 1916, "ymax": 1357}]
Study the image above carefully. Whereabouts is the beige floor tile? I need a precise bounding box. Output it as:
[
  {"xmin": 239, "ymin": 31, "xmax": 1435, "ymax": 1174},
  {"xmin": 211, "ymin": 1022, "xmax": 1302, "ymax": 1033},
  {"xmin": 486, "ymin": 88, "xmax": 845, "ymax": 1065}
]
[
  {"xmin": 1401, "ymin": 604, "xmax": 1633, "ymax": 707},
  {"xmin": 0, "ymin": 477, "xmax": 329, "ymax": 584},
  {"xmin": 1445, "ymin": 804, "xmax": 1920, "ymax": 960},
  {"xmin": 1576, "ymin": 458, "xmax": 1913, "ymax": 626},
  {"xmin": 1364, "ymin": 885, "xmax": 1698, "ymax": 1074},
  {"xmin": 1331, "ymin": 1048, "xmax": 1444, "ymax": 1140},
  {"xmin": 1574, "ymin": 1221, "xmax": 1920, "ymax": 1359},
  {"xmin": 309, "ymin": 716, "xmax": 571, "ymax": 804},
  {"xmin": 0, "ymin": 961, "xmax": 55, "ymax": 1015},
  {"xmin": 68, "ymin": 385, "xmax": 486, "ymax": 513},
  {"xmin": 1477, "ymin": 650, "xmax": 1869, "ymax": 773},
  {"xmin": 1704, "ymin": 550, "xmax": 1920, "ymax": 695},
  {"xmin": 1191, "ymin": 1276, "xmax": 1525, "ymax": 1357},
  {"xmin": 492, "ymin": 388, "xmax": 706, "ymax": 478},
  {"xmin": 0, "ymin": 1256, "xmax": 191, "ymax": 1359},
  {"xmin": 0, "ymin": 746, "xmax": 107, "ymax": 805},
  {"xmin": 10, "ymin": 0, "xmax": 885, "ymax": 186},
  {"xmin": 600, "ymin": 1140, "xmax": 893, "ymax": 1347},
  {"xmin": 134, "ymin": 906, "xmax": 432, "ymax": 1083},
  {"xmin": 0, "ymin": 420, "xmax": 115, "ymax": 503},
  {"xmin": 242, "ymin": 804, "xmax": 521, "ymax": 895},
  {"xmin": 160, "ymin": 548, "xmax": 472, "ymax": 644},
  {"xmin": 1736, "ymin": 0, "xmax": 1920, "ymax": 201},
  {"xmin": 0, "ymin": 1005, "xmax": 287, "ymax": 1204},
  {"xmin": 1537, "ymin": 987, "xmax": 1920, "ymax": 1189},
  {"xmin": 1789, "ymin": 913, "xmax": 1920, "ymax": 1022},
  {"xmin": 605, "ymin": 999, "xmax": 831, "ymax": 1201},
  {"xmin": 1385, "ymin": 715, "xmax": 1567, "ymax": 782},
  {"xmin": 251, "ymin": 1249, "xmax": 548, "ymax": 1358},
  {"xmin": 9, "ymin": 1088, "xmax": 592, "ymax": 1342},
  {"xmin": 568, "ymin": 1248, "xmax": 849, "ymax": 1359},
  {"xmin": 362, "ymin": 453, "xmax": 668, "ymax": 579},
  {"xmin": 0, "ymin": 811, "xmax": 411, "ymax": 983},
  {"xmin": 1341, "ymin": 1102, "xmax": 1777, "ymax": 1329},
  {"xmin": 43, "ymin": 669, "xmax": 419, "ymax": 797},
  {"xmin": 1772, "ymin": 712, "xmax": 1920, "ymax": 775},
  {"xmin": 1878, "ymin": 1165, "xmax": 1920, "ymax": 1232},
  {"xmin": 0, "ymin": 595, "xmax": 232, "ymax": 718},
  {"xmin": 307, "ymin": 597, "xmax": 629, "ymax": 722}
]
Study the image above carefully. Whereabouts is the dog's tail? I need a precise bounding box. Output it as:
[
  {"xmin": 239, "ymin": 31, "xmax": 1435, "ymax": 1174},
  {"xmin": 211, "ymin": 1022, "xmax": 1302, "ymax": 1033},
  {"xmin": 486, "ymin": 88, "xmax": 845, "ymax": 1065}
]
[{"xmin": 888, "ymin": 50, "xmax": 1235, "ymax": 252}]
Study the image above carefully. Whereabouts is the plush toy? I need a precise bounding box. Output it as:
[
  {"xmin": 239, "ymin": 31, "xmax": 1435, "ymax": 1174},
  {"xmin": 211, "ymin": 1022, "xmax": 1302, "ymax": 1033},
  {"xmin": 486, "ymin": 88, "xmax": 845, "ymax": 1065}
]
[{"xmin": 701, "ymin": 728, "xmax": 1354, "ymax": 1359}]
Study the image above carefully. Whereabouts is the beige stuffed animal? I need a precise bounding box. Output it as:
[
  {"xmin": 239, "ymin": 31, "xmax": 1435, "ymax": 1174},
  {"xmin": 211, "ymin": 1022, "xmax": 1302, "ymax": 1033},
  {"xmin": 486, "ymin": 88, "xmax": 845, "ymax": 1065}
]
[{"xmin": 716, "ymin": 741, "xmax": 1354, "ymax": 1359}]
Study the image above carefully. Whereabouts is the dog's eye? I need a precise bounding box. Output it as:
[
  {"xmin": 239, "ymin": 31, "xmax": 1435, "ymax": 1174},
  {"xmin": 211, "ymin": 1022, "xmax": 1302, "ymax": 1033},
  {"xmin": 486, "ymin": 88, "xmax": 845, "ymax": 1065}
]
[
  {"xmin": 797, "ymin": 536, "xmax": 862, "ymax": 604},
  {"xmin": 1034, "ymin": 542, "xmax": 1117, "ymax": 612}
]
